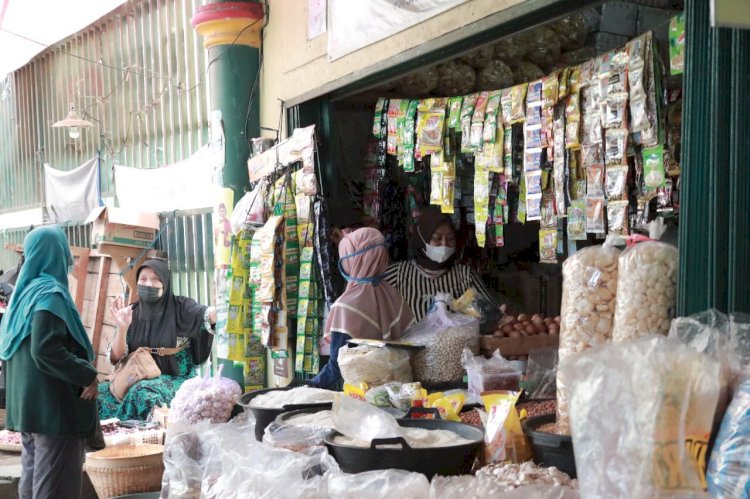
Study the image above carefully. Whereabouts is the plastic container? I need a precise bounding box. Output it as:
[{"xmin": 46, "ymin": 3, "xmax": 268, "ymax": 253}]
[
  {"xmin": 238, "ymin": 387, "xmax": 333, "ymax": 441},
  {"xmin": 468, "ymin": 369, "xmax": 522, "ymax": 398},
  {"xmin": 325, "ymin": 418, "xmax": 483, "ymax": 479},
  {"xmin": 521, "ymin": 413, "xmax": 576, "ymax": 478}
]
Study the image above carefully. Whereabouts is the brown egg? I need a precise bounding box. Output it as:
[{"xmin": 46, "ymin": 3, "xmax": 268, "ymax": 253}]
[
  {"xmin": 493, "ymin": 331, "xmax": 504, "ymax": 338},
  {"xmin": 517, "ymin": 313, "xmax": 529, "ymax": 322},
  {"xmin": 548, "ymin": 324, "xmax": 559, "ymax": 336},
  {"xmin": 532, "ymin": 316, "xmax": 545, "ymax": 329},
  {"xmin": 514, "ymin": 323, "xmax": 526, "ymax": 332},
  {"xmin": 544, "ymin": 317, "xmax": 554, "ymax": 326},
  {"xmin": 554, "ymin": 316, "xmax": 561, "ymax": 324},
  {"xmin": 525, "ymin": 324, "xmax": 538, "ymax": 336},
  {"xmin": 502, "ymin": 325, "xmax": 515, "ymax": 334},
  {"xmin": 508, "ymin": 330, "xmax": 521, "ymax": 338}
]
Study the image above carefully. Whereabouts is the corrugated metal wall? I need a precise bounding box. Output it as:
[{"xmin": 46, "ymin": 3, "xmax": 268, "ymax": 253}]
[
  {"xmin": 678, "ymin": 1, "xmax": 750, "ymax": 315},
  {"xmin": 0, "ymin": 0, "xmax": 210, "ymax": 213}
]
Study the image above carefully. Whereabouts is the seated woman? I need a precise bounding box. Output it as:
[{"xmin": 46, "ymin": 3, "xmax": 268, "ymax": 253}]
[
  {"xmin": 384, "ymin": 209, "xmax": 500, "ymax": 322},
  {"xmin": 310, "ymin": 228, "xmax": 414, "ymax": 390},
  {"xmin": 98, "ymin": 259, "xmax": 216, "ymax": 421}
]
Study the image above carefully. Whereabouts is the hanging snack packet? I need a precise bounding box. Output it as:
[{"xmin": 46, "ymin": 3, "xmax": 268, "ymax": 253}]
[
  {"xmin": 526, "ymin": 172, "xmax": 542, "ymax": 196},
  {"xmin": 586, "ymin": 164, "xmax": 605, "ymax": 198},
  {"xmin": 605, "ymin": 128, "xmax": 629, "ymax": 166},
  {"xmin": 417, "ymin": 111, "xmax": 446, "ymax": 159},
  {"xmin": 527, "ymin": 195, "xmax": 542, "ymax": 221},
  {"xmin": 459, "ymin": 93, "xmax": 479, "ymax": 153},
  {"xmin": 482, "ymin": 90, "xmax": 502, "ymax": 145},
  {"xmin": 527, "ymin": 79, "xmax": 543, "ymax": 104},
  {"xmin": 430, "ymin": 172, "xmax": 444, "ymax": 206},
  {"xmin": 542, "ymin": 72, "xmax": 559, "ymax": 109},
  {"xmin": 372, "ymin": 98, "xmax": 386, "ymax": 138},
  {"xmin": 387, "ymin": 99, "xmax": 402, "ymax": 155},
  {"xmin": 442, "ymin": 178, "xmax": 455, "ymax": 214},
  {"xmin": 568, "ymin": 200, "xmax": 587, "ymax": 240},
  {"xmin": 402, "ymin": 100, "xmax": 419, "ymax": 173},
  {"xmin": 582, "ymin": 144, "xmax": 603, "ymax": 169},
  {"xmin": 606, "ymin": 165, "xmax": 628, "ymax": 201},
  {"xmin": 539, "ymin": 229, "xmax": 558, "ymax": 264},
  {"xmin": 525, "ymin": 149, "xmax": 542, "ymax": 173},
  {"xmin": 448, "ymin": 96, "xmax": 463, "ymax": 129},
  {"xmin": 586, "ymin": 197, "xmax": 606, "ymax": 234},
  {"xmin": 470, "ymin": 91, "xmax": 490, "ymax": 150},
  {"xmin": 509, "ymin": 83, "xmax": 528, "ymax": 124},
  {"xmin": 565, "ymin": 94, "xmax": 581, "ymax": 150},
  {"xmin": 643, "ymin": 145, "xmax": 666, "ymax": 191},
  {"xmin": 607, "ymin": 201, "xmax": 629, "ymax": 235},
  {"xmin": 557, "ymin": 67, "xmax": 571, "ymax": 101}
]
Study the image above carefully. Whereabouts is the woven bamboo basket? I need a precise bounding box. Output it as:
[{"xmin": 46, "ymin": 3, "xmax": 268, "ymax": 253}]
[{"xmin": 86, "ymin": 444, "xmax": 164, "ymax": 498}]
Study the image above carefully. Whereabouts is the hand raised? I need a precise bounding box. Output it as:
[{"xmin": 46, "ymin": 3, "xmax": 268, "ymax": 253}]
[{"xmin": 109, "ymin": 295, "xmax": 133, "ymax": 329}]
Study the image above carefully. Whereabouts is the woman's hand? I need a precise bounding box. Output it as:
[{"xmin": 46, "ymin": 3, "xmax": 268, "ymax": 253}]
[
  {"xmin": 81, "ymin": 378, "xmax": 98, "ymax": 400},
  {"xmin": 110, "ymin": 295, "xmax": 133, "ymax": 329}
]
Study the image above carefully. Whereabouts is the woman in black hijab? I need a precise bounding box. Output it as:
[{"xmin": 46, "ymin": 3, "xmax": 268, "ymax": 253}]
[
  {"xmin": 383, "ymin": 209, "xmax": 498, "ymax": 322},
  {"xmin": 97, "ymin": 259, "xmax": 216, "ymax": 420}
]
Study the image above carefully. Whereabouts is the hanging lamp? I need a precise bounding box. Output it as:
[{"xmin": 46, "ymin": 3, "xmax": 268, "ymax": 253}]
[{"xmin": 52, "ymin": 104, "xmax": 93, "ymax": 139}]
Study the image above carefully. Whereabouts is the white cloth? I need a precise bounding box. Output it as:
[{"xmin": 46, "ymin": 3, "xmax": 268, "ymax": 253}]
[
  {"xmin": 114, "ymin": 147, "xmax": 215, "ymax": 213},
  {"xmin": 44, "ymin": 157, "xmax": 101, "ymax": 223}
]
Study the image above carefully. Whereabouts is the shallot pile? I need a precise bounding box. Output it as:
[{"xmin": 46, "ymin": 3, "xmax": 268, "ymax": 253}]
[{"xmin": 169, "ymin": 368, "xmax": 242, "ymax": 425}]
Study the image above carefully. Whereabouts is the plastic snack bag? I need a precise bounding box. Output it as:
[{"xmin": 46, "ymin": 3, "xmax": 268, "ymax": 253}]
[
  {"xmin": 562, "ymin": 336, "xmax": 721, "ymax": 498},
  {"xmin": 707, "ymin": 378, "xmax": 750, "ymax": 498},
  {"xmin": 482, "ymin": 391, "xmax": 531, "ymax": 464},
  {"xmin": 401, "ymin": 294, "xmax": 480, "ymax": 386},
  {"xmin": 556, "ymin": 244, "xmax": 620, "ymax": 432},
  {"xmin": 451, "ymin": 287, "xmax": 504, "ymax": 335},
  {"xmin": 338, "ymin": 344, "xmax": 413, "ymax": 387}
]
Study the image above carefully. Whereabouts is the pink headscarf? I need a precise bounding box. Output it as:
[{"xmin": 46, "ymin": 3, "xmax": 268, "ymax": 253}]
[{"xmin": 325, "ymin": 228, "xmax": 414, "ymax": 341}]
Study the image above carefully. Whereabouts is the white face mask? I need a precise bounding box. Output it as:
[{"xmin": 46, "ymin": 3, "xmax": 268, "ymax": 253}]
[{"xmin": 424, "ymin": 243, "xmax": 455, "ymax": 264}]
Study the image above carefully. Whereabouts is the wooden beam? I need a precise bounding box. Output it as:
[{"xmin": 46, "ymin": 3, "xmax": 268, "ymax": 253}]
[
  {"xmin": 69, "ymin": 246, "xmax": 90, "ymax": 314},
  {"xmin": 91, "ymin": 257, "xmax": 112, "ymax": 361}
]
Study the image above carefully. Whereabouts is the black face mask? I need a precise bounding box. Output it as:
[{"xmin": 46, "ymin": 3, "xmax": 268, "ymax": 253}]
[{"xmin": 137, "ymin": 285, "xmax": 162, "ymax": 304}]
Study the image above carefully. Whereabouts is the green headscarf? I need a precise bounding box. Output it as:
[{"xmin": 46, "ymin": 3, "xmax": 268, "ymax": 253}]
[{"xmin": 0, "ymin": 226, "xmax": 94, "ymax": 361}]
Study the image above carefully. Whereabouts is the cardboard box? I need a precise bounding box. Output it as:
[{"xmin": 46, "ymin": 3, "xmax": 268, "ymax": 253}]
[
  {"xmin": 85, "ymin": 207, "xmax": 159, "ymax": 249},
  {"xmin": 480, "ymin": 335, "xmax": 560, "ymax": 357}
]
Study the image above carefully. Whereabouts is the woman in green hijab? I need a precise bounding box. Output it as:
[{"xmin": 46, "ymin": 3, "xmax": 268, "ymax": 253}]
[{"xmin": 0, "ymin": 226, "xmax": 98, "ymax": 499}]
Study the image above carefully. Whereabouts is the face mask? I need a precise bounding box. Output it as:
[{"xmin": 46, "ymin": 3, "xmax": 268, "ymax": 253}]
[
  {"xmin": 424, "ymin": 243, "xmax": 455, "ymax": 264},
  {"xmin": 137, "ymin": 285, "xmax": 162, "ymax": 303},
  {"xmin": 338, "ymin": 242, "xmax": 386, "ymax": 285}
]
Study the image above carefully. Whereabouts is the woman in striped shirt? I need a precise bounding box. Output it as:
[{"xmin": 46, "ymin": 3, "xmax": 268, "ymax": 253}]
[{"xmin": 384, "ymin": 210, "xmax": 498, "ymax": 322}]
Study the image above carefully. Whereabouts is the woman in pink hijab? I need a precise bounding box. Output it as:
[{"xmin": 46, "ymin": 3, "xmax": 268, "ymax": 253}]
[{"xmin": 310, "ymin": 228, "xmax": 413, "ymax": 389}]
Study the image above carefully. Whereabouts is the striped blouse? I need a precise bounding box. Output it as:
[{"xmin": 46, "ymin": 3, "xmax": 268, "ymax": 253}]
[{"xmin": 383, "ymin": 260, "xmax": 497, "ymax": 322}]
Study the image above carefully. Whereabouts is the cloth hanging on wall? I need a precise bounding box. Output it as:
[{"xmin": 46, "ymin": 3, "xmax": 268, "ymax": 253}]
[
  {"xmin": 114, "ymin": 147, "xmax": 215, "ymax": 213},
  {"xmin": 44, "ymin": 157, "xmax": 102, "ymax": 223}
]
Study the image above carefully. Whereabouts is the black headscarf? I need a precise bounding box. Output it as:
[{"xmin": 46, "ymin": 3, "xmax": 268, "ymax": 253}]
[
  {"xmin": 127, "ymin": 259, "xmax": 213, "ymax": 376},
  {"xmin": 410, "ymin": 209, "xmax": 457, "ymax": 271}
]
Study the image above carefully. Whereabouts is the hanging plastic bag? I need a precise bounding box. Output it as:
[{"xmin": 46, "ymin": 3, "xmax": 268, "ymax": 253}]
[
  {"xmin": 169, "ymin": 365, "xmax": 243, "ymax": 425},
  {"xmin": 707, "ymin": 378, "xmax": 750, "ymax": 498},
  {"xmin": 401, "ymin": 293, "xmax": 480, "ymax": 386},
  {"xmin": 337, "ymin": 344, "xmax": 413, "ymax": 387},
  {"xmin": 462, "ymin": 348, "xmax": 521, "ymax": 400},
  {"xmin": 452, "ymin": 287, "xmax": 504, "ymax": 335},
  {"xmin": 230, "ymin": 179, "xmax": 269, "ymax": 234},
  {"xmin": 561, "ymin": 335, "xmax": 721, "ymax": 498}
]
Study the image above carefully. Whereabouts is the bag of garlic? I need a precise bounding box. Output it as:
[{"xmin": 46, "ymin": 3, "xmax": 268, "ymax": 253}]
[
  {"xmin": 401, "ymin": 294, "xmax": 480, "ymax": 386},
  {"xmin": 556, "ymin": 243, "xmax": 620, "ymax": 433},
  {"xmin": 337, "ymin": 344, "xmax": 413, "ymax": 387},
  {"xmin": 612, "ymin": 241, "xmax": 678, "ymax": 342},
  {"xmin": 169, "ymin": 364, "xmax": 242, "ymax": 425},
  {"xmin": 561, "ymin": 335, "xmax": 721, "ymax": 499}
]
